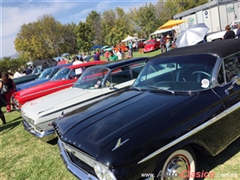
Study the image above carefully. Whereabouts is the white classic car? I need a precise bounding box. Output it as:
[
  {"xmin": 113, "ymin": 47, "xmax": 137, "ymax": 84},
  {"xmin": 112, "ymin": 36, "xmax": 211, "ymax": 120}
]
[
  {"xmin": 21, "ymin": 58, "xmax": 147, "ymax": 142},
  {"xmin": 206, "ymin": 19, "xmax": 240, "ymax": 42}
]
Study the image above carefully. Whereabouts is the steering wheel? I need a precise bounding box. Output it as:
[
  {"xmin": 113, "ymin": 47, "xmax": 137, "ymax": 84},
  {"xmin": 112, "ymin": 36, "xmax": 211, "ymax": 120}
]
[{"xmin": 192, "ymin": 71, "xmax": 211, "ymax": 77}]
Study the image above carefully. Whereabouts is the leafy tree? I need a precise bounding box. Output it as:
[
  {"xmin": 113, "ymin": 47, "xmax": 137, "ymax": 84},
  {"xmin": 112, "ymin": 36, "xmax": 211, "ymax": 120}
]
[
  {"xmin": 163, "ymin": 0, "xmax": 208, "ymax": 18},
  {"xmin": 37, "ymin": 15, "xmax": 63, "ymax": 57},
  {"xmin": 101, "ymin": 9, "xmax": 117, "ymax": 45},
  {"xmin": 59, "ymin": 22, "xmax": 78, "ymax": 55},
  {"xmin": 14, "ymin": 14, "xmax": 64, "ymax": 60},
  {"xmin": 101, "ymin": 8, "xmax": 134, "ymax": 46},
  {"xmin": 86, "ymin": 11, "xmax": 103, "ymax": 46},
  {"xmin": 76, "ymin": 22, "xmax": 94, "ymax": 53},
  {"xmin": 129, "ymin": 3, "xmax": 159, "ymax": 38},
  {"xmin": 0, "ymin": 56, "xmax": 28, "ymax": 76}
]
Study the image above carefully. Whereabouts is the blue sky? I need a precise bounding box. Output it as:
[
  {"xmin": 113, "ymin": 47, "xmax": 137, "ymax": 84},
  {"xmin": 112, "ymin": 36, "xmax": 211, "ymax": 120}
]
[{"xmin": 1, "ymin": 0, "xmax": 158, "ymax": 58}]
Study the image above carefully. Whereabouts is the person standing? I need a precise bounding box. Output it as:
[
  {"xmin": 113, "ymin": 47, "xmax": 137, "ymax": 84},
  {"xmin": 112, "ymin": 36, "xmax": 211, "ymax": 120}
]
[
  {"xmin": 165, "ymin": 35, "xmax": 171, "ymax": 52},
  {"xmin": 129, "ymin": 41, "xmax": 134, "ymax": 57},
  {"xmin": 125, "ymin": 46, "xmax": 132, "ymax": 58},
  {"xmin": 105, "ymin": 50, "xmax": 109, "ymax": 61},
  {"xmin": 96, "ymin": 50, "xmax": 101, "ymax": 60},
  {"xmin": 223, "ymin": 25, "xmax": 235, "ymax": 39},
  {"xmin": 109, "ymin": 51, "xmax": 118, "ymax": 61},
  {"xmin": 25, "ymin": 66, "xmax": 32, "ymax": 75},
  {"xmin": 0, "ymin": 86, "xmax": 7, "ymax": 124},
  {"xmin": 116, "ymin": 48, "xmax": 123, "ymax": 60},
  {"xmin": 135, "ymin": 40, "xmax": 139, "ymax": 52},
  {"xmin": 72, "ymin": 56, "xmax": 83, "ymax": 78},
  {"xmin": 14, "ymin": 69, "xmax": 24, "ymax": 78},
  {"xmin": 93, "ymin": 52, "xmax": 100, "ymax": 61},
  {"xmin": 160, "ymin": 36, "xmax": 165, "ymax": 54},
  {"xmin": 1, "ymin": 72, "xmax": 16, "ymax": 112},
  {"xmin": 236, "ymin": 24, "xmax": 240, "ymax": 38}
]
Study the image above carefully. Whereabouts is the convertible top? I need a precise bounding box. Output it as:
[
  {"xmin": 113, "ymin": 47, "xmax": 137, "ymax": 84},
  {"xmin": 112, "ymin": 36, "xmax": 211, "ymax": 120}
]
[{"xmin": 153, "ymin": 38, "xmax": 240, "ymax": 59}]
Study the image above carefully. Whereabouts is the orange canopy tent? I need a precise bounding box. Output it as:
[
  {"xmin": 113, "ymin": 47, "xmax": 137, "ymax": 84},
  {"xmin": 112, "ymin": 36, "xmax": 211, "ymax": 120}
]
[{"xmin": 158, "ymin": 20, "xmax": 186, "ymax": 30}]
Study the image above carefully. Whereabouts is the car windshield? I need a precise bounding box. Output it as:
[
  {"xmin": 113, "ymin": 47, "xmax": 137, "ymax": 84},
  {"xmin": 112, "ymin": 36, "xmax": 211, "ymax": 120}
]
[
  {"xmin": 146, "ymin": 41, "xmax": 154, "ymax": 45},
  {"xmin": 133, "ymin": 54, "xmax": 217, "ymax": 92},
  {"xmin": 51, "ymin": 68, "xmax": 70, "ymax": 81},
  {"xmin": 38, "ymin": 68, "xmax": 52, "ymax": 79},
  {"xmin": 32, "ymin": 66, "xmax": 42, "ymax": 74},
  {"xmin": 73, "ymin": 67, "xmax": 109, "ymax": 89}
]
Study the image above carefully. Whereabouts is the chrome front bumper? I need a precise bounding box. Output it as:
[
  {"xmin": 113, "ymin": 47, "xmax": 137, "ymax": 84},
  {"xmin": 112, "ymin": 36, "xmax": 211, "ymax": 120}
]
[
  {"xmin": 57, "ymin": 140, "xmax": 98, "ymax": 180},
  {"xmin": 22, "ymin": 120, "xmax": 57, "ymax": 142}
]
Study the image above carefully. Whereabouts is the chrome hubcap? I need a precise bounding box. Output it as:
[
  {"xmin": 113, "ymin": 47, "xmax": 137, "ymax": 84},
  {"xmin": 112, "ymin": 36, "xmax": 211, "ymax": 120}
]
[{"xmin": 163, "ymin": 155, "xmax": 190, "ymax": 180}]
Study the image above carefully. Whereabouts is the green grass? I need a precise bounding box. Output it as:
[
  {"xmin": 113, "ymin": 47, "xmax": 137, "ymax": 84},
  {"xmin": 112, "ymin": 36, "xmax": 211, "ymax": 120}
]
[{"xmin": 1, "ymin": 49, "xmax": 240, "ymax": 180}]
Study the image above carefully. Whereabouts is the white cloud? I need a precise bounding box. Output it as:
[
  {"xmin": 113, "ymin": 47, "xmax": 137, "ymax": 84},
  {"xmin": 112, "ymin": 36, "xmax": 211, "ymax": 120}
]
[
  {"xmin": 1, "ymin": 0, "xmax": 156, "ymax": 57},
  {"xmin": 96, "ymin": 1, "xmax": 112, "ymax": 12},
  {"xmin": 1, "ymin": 2, "xmax": 76, "ymax": 57}
]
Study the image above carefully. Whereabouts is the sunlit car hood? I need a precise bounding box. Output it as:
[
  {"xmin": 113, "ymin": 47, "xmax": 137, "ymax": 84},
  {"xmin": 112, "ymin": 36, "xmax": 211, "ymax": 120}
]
[
  {"xmin": 22, "ymin": 87, "xmax": 90, "ymax": 119},
  {"xmin": 55, "ymin": 89, "xmax": 195, "ymax": 158}
]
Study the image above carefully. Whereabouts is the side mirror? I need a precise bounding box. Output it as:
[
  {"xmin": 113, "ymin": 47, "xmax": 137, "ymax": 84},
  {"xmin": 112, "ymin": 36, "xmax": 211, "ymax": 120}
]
[
  {"xmin": 110, "ymin": 83, "xmax": 115, "ymax": 89},
  {"xmin": 225, "ymin": 76, "xmax": 240, "ymax": 95},
  {"xmin": 231, "ymin": 76, "xmax": 240, "ymax": 85}
]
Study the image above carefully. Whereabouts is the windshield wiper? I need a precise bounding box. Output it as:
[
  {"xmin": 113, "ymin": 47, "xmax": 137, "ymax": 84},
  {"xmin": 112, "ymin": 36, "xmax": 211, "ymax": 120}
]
[
  {"xmin": 131, "ymin": 86, "xmax": 142, "ymax": 91},
  {"xmin": 147, "ymin": 85, "xmax": 175, "ymax": 94}
]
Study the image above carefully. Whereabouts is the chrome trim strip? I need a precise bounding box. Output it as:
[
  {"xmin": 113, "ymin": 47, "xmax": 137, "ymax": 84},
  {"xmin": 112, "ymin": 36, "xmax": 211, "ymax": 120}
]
[
  {"xmin": 58, "ymin": 139, "xmax": 98, "ymax": 180},
  {"xmin": 112, "ymin": 138, "xmax": 129, "ymax": 151},
  {"xmin": 62, "ymin": 142, "xmax": 101, "ymax": 169},
  {"xmin": 138, "ymin": 102, "xmax": 240, "ymax": 164}
]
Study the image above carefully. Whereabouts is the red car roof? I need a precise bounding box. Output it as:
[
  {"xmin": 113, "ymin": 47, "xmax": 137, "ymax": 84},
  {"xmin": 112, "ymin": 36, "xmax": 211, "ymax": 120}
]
[{"xmin": 68, "ymin": 61, "xmax": 107, "ymax": 69}]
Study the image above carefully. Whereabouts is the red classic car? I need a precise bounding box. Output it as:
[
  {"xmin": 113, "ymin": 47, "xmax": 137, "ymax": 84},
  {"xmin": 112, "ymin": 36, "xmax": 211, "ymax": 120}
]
[
  {"xmin": 11, "ymin": 61, "xmax": 106, "ymax": 109},
  {"xmin": 143, "ymin": 40, "xmax": 160, "ymax": 53}
]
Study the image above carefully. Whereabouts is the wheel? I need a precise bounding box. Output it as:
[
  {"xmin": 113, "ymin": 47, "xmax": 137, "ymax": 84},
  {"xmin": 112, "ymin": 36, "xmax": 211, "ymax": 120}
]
[
  {"xmin": 192, "ymin": 71, "xmax": 210, "ymax": 77},
  {"xmin": 156, "ymin": 147, "xmax": 196, "ymax": 180}
]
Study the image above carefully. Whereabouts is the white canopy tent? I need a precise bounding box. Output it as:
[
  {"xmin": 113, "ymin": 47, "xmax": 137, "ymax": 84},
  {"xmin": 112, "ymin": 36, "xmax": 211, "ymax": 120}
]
[
  {"xmin": 121, "ymin": 35, "xmax": 138, "ymax": 42},
  {"xmin": 150, "ymin": 28, "xmax": 174, "ymax": 36}
]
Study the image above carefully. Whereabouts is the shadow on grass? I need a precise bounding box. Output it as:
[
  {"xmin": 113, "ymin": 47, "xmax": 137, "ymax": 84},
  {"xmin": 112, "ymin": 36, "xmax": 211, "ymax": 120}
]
[
  {"xmin": 195, "ymin": 137, "xmax": 240, "ymax": 179},
  {"xmin": 0, "ymin": 120, "xmax": 22, "ymax": 134},
  {"xmin": 47, "ymin": 137, "xmax": 58, "ymax": 145}
]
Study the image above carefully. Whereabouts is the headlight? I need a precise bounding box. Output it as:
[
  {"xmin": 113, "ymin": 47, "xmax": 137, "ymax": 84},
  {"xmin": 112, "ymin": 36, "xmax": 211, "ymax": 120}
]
[
  {"xmin": 35, "ymin": 125, "xmax": 42, "ymax": 132},
  {"xmin": 12, "ymin": 98, "xmax": 20, "ymax": 107},
  {"xmin": 94, "ymin": 162, "xmax": 117, "ymax": 180}
]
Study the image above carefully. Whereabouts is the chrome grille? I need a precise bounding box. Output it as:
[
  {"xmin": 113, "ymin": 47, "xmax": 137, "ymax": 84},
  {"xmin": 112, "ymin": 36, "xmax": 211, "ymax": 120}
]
[
  {"xmin": 52, "ymin": 122, "xmax": 62, "ymax": 137},
  {"xmin": 62, "ymin": 142, "xmax": 97, "ymax": 169}
]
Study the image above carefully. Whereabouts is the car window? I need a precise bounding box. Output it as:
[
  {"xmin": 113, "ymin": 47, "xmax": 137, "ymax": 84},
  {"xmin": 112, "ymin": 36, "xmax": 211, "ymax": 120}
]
[
  {"xmin": 51, "ymin": 68, "xmax": 71, "ymax": 81},
  {"xmin": 146, "ymin": 41, "xmax": 154, "ymax": 45},
  {"xmin": 224, "ymin": 53, "xmax": 240, "ymax": 82},
  {"xmin": 110, "ymin": 67, "xmax": 132, "ymax": 84},
  {"xmin": 73, "ymin": 67, "xmax": 109, "ymax": 89},
  {"xmin": 130, "ymin": 62, "xmax": 146, "ymax": 78},
  {"xmin": 217, "ymin": 64, "xmax": 225, "ymax": 84},
  {"xmin": 133, "ymin": 54, "xmax": 217, "ymax": 92},
  {"xmin": 68, "ymin": 70, "xmax": 76, "ymax": 79},
  {"xmin": 51, "ymin": 69, "xmax": 59, "ymax": 78},
  {"xmin": 38, "ymin": 68, "xmax": 52, "ymax": 79}
]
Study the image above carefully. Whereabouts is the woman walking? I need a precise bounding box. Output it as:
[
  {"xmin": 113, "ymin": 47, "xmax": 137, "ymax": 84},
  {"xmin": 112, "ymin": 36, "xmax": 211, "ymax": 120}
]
[
  {"xmin": 0, "ymin": 96, "xmax": 6, "ymax": 124},
  {"xmin": 1, "ymin": 72, "xmax": 16, "ymax": 112}
]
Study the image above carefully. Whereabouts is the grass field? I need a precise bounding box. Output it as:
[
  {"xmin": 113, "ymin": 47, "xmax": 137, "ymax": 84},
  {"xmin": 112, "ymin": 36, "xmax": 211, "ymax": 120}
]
[{"xmin": 0, "ymin": 49, "xmax": 240, "ymax": 180}]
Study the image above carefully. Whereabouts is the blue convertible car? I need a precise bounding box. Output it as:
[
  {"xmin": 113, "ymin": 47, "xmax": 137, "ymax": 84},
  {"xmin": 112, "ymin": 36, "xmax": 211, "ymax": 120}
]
[
  {"xmin": 53, "ymin": 39, "xmax": 240, "ymax": 180},
  {"xmin": 16, "ymin": 63, "xmax": 71, "ymax": 91}
]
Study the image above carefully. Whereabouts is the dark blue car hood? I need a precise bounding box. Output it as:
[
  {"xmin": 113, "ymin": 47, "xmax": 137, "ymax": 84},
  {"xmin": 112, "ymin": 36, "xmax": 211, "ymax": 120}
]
[{"xmin": 55, "ymin": 89, "xmax": 195, "ymax": 157}]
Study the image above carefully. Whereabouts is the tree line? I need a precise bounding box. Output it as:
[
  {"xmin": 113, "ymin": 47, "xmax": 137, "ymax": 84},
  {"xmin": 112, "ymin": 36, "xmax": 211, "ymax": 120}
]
[{"xmin": 1, "ymin": 0, "xmax": 208, "ymax": 75}]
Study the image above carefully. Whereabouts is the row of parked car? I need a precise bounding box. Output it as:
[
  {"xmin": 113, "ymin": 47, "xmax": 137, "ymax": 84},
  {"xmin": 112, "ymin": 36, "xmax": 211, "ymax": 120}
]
[{"xmin": 13, "ymin": 38, "xmax": 240, "ymax": 180}]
